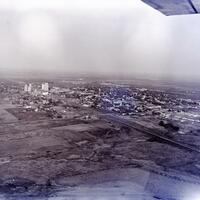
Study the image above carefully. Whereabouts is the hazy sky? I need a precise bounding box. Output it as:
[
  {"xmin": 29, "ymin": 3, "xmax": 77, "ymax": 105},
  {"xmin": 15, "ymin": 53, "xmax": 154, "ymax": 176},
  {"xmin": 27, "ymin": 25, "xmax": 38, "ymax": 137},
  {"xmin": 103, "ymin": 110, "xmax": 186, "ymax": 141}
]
[{"xmin": 1, "ymin": 0, "xmax": 200, "ymax": 80}]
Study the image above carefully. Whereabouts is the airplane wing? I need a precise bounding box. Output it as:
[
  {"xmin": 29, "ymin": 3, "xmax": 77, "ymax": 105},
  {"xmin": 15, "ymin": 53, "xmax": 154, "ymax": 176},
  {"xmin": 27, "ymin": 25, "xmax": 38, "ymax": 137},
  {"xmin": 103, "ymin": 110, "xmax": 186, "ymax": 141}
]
[{"xmin": 141, "ymin": 0, "xmax": 200, "ymax": 15}]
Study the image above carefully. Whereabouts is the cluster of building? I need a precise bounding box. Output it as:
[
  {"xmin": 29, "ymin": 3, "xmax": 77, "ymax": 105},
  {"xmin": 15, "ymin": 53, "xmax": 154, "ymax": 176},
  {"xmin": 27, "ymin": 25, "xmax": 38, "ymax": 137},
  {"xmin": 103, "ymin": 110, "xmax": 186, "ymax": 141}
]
[
  {"xmin": 24, "ymin": 83, "xmax": 49, "ymax": 95},
  {"xmin": 20, "ymin": 82, "xmax": 200, "ymax": 119},
  {"xmin": 97, "ymin": 87, "xmax": 135, "ymax": 115},
  {"xmin": 70, "ymin": 85, "xmax": 199, "ymax": 128},
  {"xmin": 2, "ymin": 80, "xmax": 200, "ymax": 128},
  {"xmin": 24, "ymin": 84, "xmax": 32, "ymax": 93},
  {"xmin": 15, "ymin": 82, "xmax": 100, "ymax": 120}
]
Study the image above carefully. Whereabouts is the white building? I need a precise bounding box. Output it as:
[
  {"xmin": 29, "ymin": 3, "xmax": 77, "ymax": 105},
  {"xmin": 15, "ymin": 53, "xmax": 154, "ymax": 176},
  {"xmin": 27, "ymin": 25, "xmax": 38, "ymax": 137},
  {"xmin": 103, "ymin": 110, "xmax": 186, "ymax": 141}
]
[
  {"xmin": 41, "ymin": 83, "xmax": 49, "ymax": 95},
  {"xmin": 42, "ymin": 83, "xmax": 49, "ymax": 91},
  {"xmin": 24, "ymin": 84, "xmax": 28, "ymax": 92},
  {"xmin": 27, "ymin": 84, "xmax": 32, "ymax": 93},
  {"xmin": 24, "ymin": 83, "xmax": 32, "ymax": 93}
]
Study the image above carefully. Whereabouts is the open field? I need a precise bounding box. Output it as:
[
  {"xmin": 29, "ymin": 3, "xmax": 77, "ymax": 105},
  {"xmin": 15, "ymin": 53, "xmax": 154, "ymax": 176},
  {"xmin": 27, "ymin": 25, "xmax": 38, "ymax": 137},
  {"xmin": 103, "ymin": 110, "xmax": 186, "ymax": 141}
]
[
  {"xmin": 0, "ymin": 101, "xmax": 200, "ymax": 199},
  {"xmin": 6, "ymin": 108, "xmax": 48, "ymax": 121},
  {"xmin": 0, "ymin": 104, "xmax": 18, "ymax": 123}
]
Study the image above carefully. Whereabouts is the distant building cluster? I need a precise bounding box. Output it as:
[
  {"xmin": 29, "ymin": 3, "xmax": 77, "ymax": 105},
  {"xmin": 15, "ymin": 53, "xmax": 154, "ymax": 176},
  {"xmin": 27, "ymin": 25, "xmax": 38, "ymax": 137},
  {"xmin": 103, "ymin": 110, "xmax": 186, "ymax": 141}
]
[
  {"xmin": 2, "ymin": 79, "xmax": 200, "ymax": 132},
  {"xmin": 19, "ymin": 81, "xmax": 200, "ymax": 121},
  {"xmin": 24, "ymin": 83, "xmax": 49, "ymax": 95}
]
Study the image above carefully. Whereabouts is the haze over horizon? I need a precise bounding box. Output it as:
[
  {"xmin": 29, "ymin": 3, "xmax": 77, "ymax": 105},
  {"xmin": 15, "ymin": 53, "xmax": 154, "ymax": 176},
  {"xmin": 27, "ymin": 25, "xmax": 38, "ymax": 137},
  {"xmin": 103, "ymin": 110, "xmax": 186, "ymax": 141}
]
[{"xmin": 0, "ymin": 0, "xmax": 200, "ymax": 81}]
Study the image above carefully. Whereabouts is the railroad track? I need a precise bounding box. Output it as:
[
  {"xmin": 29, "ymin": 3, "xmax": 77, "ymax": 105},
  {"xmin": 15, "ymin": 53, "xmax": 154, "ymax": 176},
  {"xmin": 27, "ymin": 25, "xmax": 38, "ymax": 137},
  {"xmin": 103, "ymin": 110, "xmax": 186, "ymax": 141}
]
[{"xmin": 100, "ymin": 114, "xmax": 200, "ymax": 153}]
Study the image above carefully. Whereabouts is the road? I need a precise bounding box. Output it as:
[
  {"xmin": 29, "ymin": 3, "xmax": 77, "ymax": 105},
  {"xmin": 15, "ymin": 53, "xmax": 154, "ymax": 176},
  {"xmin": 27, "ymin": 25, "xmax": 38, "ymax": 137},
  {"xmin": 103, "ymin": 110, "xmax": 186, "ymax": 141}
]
[{"xmin": 100, "ymin": 113, "xmax": 200, "ymax": 153}]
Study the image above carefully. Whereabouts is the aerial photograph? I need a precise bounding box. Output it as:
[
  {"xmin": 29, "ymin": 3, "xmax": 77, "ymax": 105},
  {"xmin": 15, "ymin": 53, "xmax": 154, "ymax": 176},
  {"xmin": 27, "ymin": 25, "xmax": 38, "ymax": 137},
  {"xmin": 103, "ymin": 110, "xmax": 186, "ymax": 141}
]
[{"xmin": 0, "ymin": 0, "xmax": 200, "ymax": 199}]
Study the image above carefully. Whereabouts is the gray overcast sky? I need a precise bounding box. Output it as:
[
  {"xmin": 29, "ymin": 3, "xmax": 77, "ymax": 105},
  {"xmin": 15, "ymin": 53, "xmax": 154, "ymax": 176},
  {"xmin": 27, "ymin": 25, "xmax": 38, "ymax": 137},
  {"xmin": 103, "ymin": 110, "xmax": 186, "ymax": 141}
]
[{"xmin": 0, "ymin": 0, "xmax": 200, "ymax": 80}]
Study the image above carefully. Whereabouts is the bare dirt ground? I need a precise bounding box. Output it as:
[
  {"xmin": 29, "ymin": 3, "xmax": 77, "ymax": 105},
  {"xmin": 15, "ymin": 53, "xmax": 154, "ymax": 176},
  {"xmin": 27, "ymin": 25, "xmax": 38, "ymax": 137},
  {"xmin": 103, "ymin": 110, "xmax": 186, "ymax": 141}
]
[
  {"xmin": 0, "ymin": 102, "xmax": 200, "ymax": 199},
  {"xmin": 0, "ymin": 104, "xmax": 18, "ymax": 123}
]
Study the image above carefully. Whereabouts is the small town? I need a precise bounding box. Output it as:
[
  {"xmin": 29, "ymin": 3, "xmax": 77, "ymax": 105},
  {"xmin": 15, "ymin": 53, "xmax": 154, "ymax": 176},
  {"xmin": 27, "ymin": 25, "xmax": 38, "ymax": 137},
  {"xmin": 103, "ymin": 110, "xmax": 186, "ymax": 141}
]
[{"xmin": 2, "ymin": 79, "xmax": 200, "ymax": 134}]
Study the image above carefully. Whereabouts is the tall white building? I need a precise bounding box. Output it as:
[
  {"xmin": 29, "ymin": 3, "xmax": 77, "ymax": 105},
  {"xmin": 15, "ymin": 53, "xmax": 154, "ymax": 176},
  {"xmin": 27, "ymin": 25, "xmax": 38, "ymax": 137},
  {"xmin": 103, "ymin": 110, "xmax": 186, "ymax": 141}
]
[
  {"xmin": 41, "ymin": 83, "xmax": 49, "ymax": 95},
  {"xmin": 24, "ymin": 83, "xmax": 32, "ymax": 93},
  {"xmin": 27, "ymin": 84, "xmax": 32, "ymax": 93},
  {"xmin": 24, "ymin": 84, "xmax": 28, "ymax": 92},
  {"xmin": 42, "ymin": 83, "xmax": 49, "ymax": 91}
]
